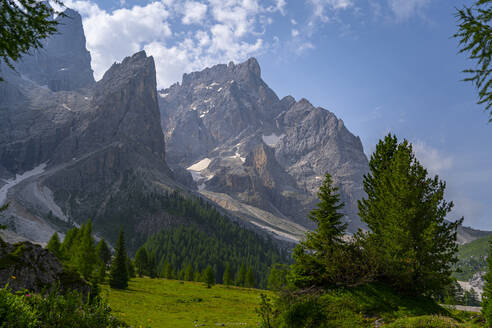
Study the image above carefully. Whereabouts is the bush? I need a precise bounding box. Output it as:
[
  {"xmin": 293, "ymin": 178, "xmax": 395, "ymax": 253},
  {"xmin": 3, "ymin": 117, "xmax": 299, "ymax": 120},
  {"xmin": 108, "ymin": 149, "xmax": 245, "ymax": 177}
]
[
  {"xmin": 0, "ymin": 287, "xmax": 37, "ymax": 328},
  {"xmin": 0, "ymin": 286, "xmax": 128, "ymax": 328},
  {"xmin": 384, "ymin": 315, "xmax": 463, "ymax": 328}
]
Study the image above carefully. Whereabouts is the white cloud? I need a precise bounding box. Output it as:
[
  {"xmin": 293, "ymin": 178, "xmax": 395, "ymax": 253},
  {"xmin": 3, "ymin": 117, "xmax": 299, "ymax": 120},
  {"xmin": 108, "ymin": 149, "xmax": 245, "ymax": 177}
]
[
  {"xmin": 387, "ymin": 0, "xmax": 431, "ymax": 20},
  {"xmin": 291, "ymin": 29, "xmax": 299, "ymax": 37},
  {"xmin": 413, "ymin": 141, "xmax": 453, "ymax": 175},
  {"xmin": 59, "ymin": 0, "xmax": 281, "ymax": 88},
  {"xmin": 182, "ymin": 1, "xmax": 208, "ymax": 25}
]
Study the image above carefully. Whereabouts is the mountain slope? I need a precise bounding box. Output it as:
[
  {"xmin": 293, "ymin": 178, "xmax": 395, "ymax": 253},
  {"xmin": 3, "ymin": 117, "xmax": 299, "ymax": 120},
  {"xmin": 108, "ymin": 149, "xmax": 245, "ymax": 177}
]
[{"xmin": 159, "ymin": 59, "xmax": 369, "ymax": 239}]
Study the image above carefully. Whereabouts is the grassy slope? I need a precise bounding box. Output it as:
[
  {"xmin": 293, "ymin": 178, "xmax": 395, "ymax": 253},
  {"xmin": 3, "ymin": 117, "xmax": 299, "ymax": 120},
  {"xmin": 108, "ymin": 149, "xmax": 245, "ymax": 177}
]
[
  {"xmin": 103, "ymin": 277, "xmax": 269, "ymax": 328},
  {"xmin": 455, "ymin": 235, "xmax": 490, "ymax": 281},
  {"xmin": 103, "ymin": 278, "xmax": 483, "ymax": 328}
]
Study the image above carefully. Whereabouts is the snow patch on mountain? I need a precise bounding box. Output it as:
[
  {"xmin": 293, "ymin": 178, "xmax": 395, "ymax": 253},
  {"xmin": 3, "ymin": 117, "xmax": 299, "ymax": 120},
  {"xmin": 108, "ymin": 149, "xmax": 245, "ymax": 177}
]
[{"xmin": 262, "ymin": 133, "xmax": 285, "ymax": 147}]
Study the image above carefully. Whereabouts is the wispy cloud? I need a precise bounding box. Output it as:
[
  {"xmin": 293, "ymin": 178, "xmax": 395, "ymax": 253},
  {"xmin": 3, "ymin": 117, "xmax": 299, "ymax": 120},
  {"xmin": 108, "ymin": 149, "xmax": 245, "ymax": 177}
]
[
  {"xmin": 413, "ymin": 140, "xmax": 453, "ymax": 175},
  {"xmin": 387, "ymin": 0, "xmax": 431, "ymax": 21}
]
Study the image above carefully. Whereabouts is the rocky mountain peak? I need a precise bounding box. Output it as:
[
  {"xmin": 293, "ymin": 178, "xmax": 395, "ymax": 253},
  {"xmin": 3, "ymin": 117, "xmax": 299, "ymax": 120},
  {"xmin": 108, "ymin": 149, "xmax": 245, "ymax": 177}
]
[{"xmin": 15, "ymin": 7, "xmax": 94, "ymax": 91}]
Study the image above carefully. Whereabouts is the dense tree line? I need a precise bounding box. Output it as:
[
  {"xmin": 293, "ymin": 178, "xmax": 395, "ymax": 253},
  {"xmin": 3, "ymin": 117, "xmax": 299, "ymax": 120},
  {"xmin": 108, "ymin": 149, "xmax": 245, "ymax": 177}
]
[{"xmin": 135, "ymin": 222, "xmax": 288, "ymax": 288}]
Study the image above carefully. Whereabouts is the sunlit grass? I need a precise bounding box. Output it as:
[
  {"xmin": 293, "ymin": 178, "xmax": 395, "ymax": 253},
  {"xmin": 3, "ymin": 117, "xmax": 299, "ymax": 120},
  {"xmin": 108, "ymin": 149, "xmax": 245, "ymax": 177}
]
[{"xmin": 103, "ymin": 277, "xmax": 271, "ymax": 328}]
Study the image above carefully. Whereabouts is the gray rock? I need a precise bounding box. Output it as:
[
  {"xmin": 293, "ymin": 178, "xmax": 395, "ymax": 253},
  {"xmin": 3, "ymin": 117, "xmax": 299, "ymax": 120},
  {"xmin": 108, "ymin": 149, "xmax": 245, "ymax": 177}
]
[
  {"xmin": 159, "ymin": 58, "xmax": 369, "ymax": 233},
  {"xmin": 14, "ymin": 8, "xmax": 95, "ymax": 92},
  {"xmin": 0, "ymin": 240, "xmax": 90, "ymax": 295}
]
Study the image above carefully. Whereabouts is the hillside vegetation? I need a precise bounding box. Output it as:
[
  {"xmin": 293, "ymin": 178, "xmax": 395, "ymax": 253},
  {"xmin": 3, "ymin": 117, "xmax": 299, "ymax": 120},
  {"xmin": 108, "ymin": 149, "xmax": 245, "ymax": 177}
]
[{"xmin": 455, "ymin": 235, "xmax": 490, "ymax": 281}]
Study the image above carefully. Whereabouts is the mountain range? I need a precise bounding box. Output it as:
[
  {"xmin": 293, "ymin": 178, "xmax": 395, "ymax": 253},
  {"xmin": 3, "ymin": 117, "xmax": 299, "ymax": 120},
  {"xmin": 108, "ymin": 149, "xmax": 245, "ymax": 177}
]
[{"xmin": 0, "ymin": 7, "xmax": 486, "ymax": 249}]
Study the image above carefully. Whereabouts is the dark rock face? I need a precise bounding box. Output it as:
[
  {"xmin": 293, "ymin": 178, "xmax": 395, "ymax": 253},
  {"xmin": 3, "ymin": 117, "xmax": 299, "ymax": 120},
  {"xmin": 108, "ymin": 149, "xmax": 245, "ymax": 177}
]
[
  {"xmin": 0, "ymin": 241, "xmax": 90, "ymax": 295},
  {"xmin": 0, "ymin": 17, "xmax": 175, "ymax": 246},
  {"xmin": 15, "ymin": 8, "xmax": 95, "ymax": 92},
  {"xmin": 159, "ymin": 58, "xmax": 369, "ymax": 235}
]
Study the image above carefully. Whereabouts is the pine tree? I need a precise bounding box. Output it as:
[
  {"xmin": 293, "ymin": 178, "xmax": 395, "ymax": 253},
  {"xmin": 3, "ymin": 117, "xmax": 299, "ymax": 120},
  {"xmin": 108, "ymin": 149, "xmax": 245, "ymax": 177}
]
[
  {"xmin": 482, "ymin": 237, "xmax": 492, "ymax": 326},
  {"xmin": 109, "ymin": 228, "xmax": 129, "ymax": 289},
  {"xmin": 203, "ymin": 265, "xmax": 215, "ymax": 288},
  {"xmin": 96, "ymin": 238, "xmax": 112, "ymax": 268},
  {"xmin": 223, "ymin": 262, "xmax": 233, "ymax": 285},
  {"xmin": 358, "ymin": 134, "xmax": 462, "ymax": 296},
  {"xmin": 184, "ymin": 263, "xmax": 194, "ymax": 281},
  {"xmin": 267, "ymin": 264, "xmax": 288, "ymax": 291},
  {"xmin": 289, "ymin": 173, "xmax": 347, "ymax": 288},
  {"xmin": 163, "ymin": 261, "xmax": 173, "ymax": 279},
  {"xmin": 246, "ymin": 266, "xmax": 256, "ymax": 288},
  {"xmin": 236, "ymin": 263, "xmax": 246, "ymax": 287},
  {"xmin": 134, "ymin": 247, "xmax": 149, "ymax": 277},
  {"xmin": 47, "ymin": 232, "xmax": 62, "ymax": 259},
  {"xmin": 127, "ymin": 257, "xmax": 136, "ymax": 278}
]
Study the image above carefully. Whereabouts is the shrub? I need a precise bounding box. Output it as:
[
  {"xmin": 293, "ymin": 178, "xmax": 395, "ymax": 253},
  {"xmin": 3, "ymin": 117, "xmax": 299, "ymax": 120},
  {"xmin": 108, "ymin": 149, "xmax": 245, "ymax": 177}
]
[{"xmin": 0, "ymin": 286, "xmax": 128, "ymax": 328}]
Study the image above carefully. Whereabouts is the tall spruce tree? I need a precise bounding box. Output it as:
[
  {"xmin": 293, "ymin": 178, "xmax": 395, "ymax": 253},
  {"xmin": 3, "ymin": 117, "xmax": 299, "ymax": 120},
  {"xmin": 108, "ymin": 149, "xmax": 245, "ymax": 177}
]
[
  {"xmin": 223, "ymin": 262, "xmax": 233, "ymax": 285},
  {"xmin": 203, "ymin": 265, "xmax": 215, "ymax": 288},
  {"xmin": 289, "ymin": 173, "xmax": 347, "ymax": 288},
  {"xmin": 184, "ymin": 263, "xmax": 194, "ymax": 281},
  {"xmin": 134, "ymin": 247, "xmax": 149, "ymax": 277},
  {"xmin": 96, "ymin": 238, "xmax": 112, "ymax": 268},
  {"xmin": 236, "ymin": 263, "xmax": 247, "ymax": 287},
  {"xmin": 358, "ymin": 134, "xmax": 462, "ymax": 296},
  {"xmin": 109, "ymin": 228, "xmax": 129, "ymax": 289},
  {"xmin": 482, "ymin": 237, "xmax": 492, "ymax": 326},
  {"xmin": 246, "ymin": 266, "xmax": 256, "ymax": 288}
]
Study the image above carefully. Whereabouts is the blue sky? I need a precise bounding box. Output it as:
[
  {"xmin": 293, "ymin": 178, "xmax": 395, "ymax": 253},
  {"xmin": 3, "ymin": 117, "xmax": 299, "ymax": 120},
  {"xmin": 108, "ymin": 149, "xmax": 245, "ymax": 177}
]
[{"xmin": 61, "ymin": 0, "xmax": 492, "ymax": 230}]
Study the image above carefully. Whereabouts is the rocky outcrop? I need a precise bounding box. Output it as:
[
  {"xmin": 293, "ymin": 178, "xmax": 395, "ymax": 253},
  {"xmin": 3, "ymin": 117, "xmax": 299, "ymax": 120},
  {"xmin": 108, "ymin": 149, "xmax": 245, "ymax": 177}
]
[
  {"xmin": 0, "ymin": 241, "xmax": 90, "ymax": 295},
  {"xmin": 15, "ymin": 8, "xmax": 95, "ymax": 91},
  {"xmin": 159, "ymin": 58, "xmax": 369, "ymax": 235}
]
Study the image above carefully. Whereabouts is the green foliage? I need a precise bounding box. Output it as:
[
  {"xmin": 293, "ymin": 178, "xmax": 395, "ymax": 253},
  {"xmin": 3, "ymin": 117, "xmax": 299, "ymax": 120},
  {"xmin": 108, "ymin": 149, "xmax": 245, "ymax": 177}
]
[
  {"xmin": 246, "ymin": 266, "xmax": 256, "ymax": 288},
  {"xmin": 0, "ymin": 287, "xmax": 37, "ymax": 327},
  {"xmin": 143, "ymin": 221, "xmax": 287, "ymax": 288},
  {"xmin": 0, "ymin": 286, "xmax": 127, "ymax": 328},
  {"xmin": 203, "ymin": 265, "xmax": 215, "ymax": 288},
  {"xmin": 267, "ymin": 264, "xmax": 289, "ymax": 291},
  {"xmin": 0, "ymin": 0, "xmax": 63, "ymax": 81},
  {"xmin": 384, "ymin": 315, "xmax": 463, "ymax": 328},
  {"xmin": 109, "ymin": 229, "xmax": 129, "ymax": 289},
  {"xmin": 455, "ymin": 0, "xmax": 492, "ymax": 119},
  {"xmin": 358, "ymin": 134, "xmax": 462, "ymax": 296},
  {"xmin": 46, "ymin": 232, "xmax": 62, "ymax": 259},
  {"xmin": 236, "ymin": 263, "xmax": 247, "ymax": 287},
  {"xmin": 454, "ymin": 234, "xmax": 490, "ymax": 281},
  {"xmin": 290, "ymin": 173, "xmax": 350, "ymax": 288},
  {"xmin": 96, "ymin": 239, "xmax": 112, "ymax": 268},
  {"xmin": 223, "ymin": 262, "xmax": 233, "ymax": 286},
  {"xmin": 482, "ymin": 237, "xmax": 492, "ymax": 326},
  {"xmin": 134, "ymin": 246, "xmax": 149, "ymax": 277},
  {"xmin": 266, "ymin": 283, "xmax": 454, "ymax": 328},
  {"xmin": 75, "ymin": 220, "xmax": 98, "ymax": 279},
  {"xmin": 256, "ymin": 293, "xmax": 275, "ymax": 328},
  {"xmin": 184, "ymin": 263, "xmax": 194, "ymax": 281}
]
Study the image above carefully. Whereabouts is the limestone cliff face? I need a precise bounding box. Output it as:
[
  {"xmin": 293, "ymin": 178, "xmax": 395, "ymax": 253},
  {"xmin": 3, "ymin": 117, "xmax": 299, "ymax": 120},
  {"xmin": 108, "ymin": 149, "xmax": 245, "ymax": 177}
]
[
  {"xmin": 159, "ymin": 58, "xmax": 369, "ymax": 235},
  {"xmin": 0, "ymin": 45, "xmax": 174, "ymax": 246},
  {"xmin": 15, "ymin": 8, "xmax": 95, "ymax": 92}
]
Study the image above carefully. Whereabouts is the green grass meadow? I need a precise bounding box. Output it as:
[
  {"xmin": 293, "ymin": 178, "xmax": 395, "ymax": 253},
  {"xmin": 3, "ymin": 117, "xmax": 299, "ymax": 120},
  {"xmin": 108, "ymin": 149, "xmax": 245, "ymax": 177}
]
[{"xmin": 103, "ymin": 277, "xmax": 269, "ymax": 328}]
